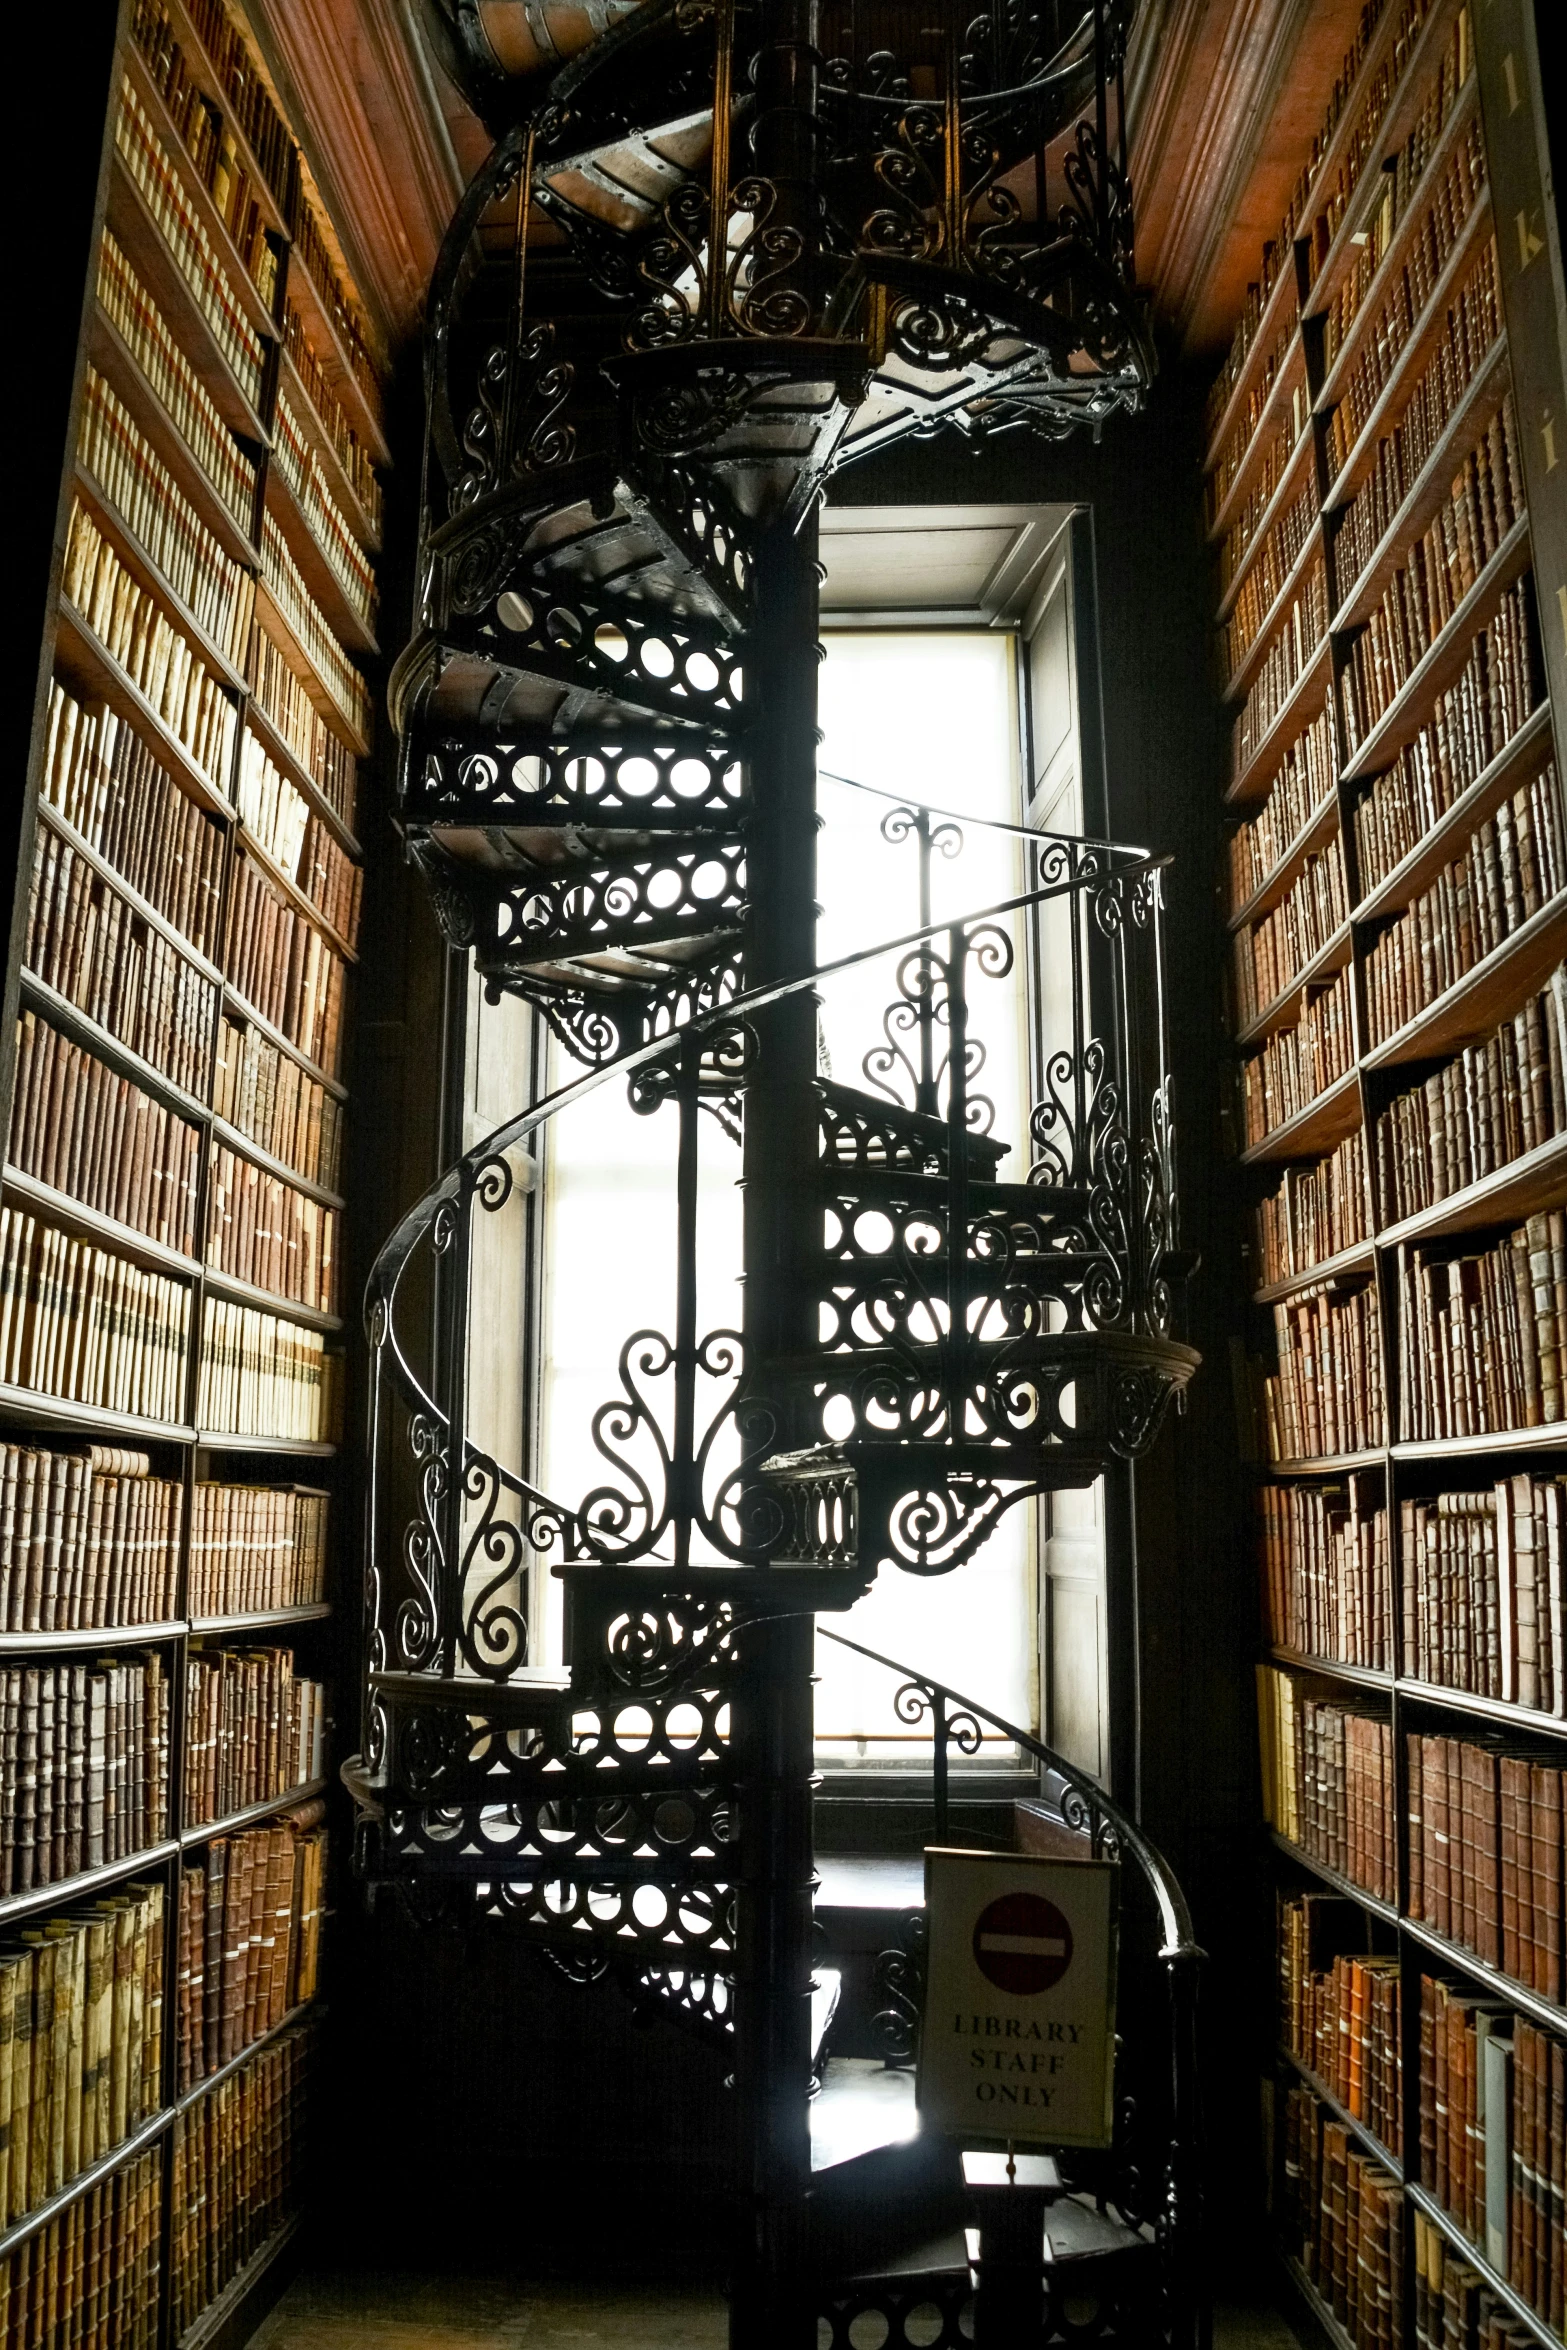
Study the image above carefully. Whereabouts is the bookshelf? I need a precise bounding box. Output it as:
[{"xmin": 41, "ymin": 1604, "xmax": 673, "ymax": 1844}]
[
  {"xmin": 0, "ymin": 0, "xmax": 381, "ymax": 2340},
  {"xmin": 1209, "ymin": 0, "xmax": 1567, "ymax": 2341}
]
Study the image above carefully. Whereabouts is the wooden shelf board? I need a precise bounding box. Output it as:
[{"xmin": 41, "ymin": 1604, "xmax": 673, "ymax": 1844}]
[
  {"xmin": 53, "ymin": 596, "xmax": 236, "ymax": 823},
  {"xmin": 263, "ymin": 454, "xmax": 378, "ymax": 655},
  {"xmin": 195, "ymin": 1431, "xmax": 337, "ymax": 1457},
  {"xmin": 0, "ymin": 1837, "xmax": 181, "ymax": 1930},
  {"xmin": 190, "ymin": 1604, "xmax": 331, "ymax": 1634},
  {"xmin": 2, "ymin": 1165, "xmax": 199, "ymax": 1282},
  {"xmin": 1228, "ymin": 792, "xmax": 1341, "ymax": 935},
  {"xmin": 1400, "ymin": 1912, "xmax": 1567, "ymax": 2039},
  {"xmin": 1363, "ymin": 890, "xmax": 1567, "ymax": 1072},
  {"xmin": 1401, "ymin": 2182, "xmax": 1560, "ymax": 2350},
  {"xmin": 1397, "ymin": 1677, "xmax": 1567, "ymax": 1739},
  {"xmin": 1375, "ymin": 1130, "xmax": 1567, "ymax": 1251},
  {"xmin": 1269, "ymin": 1649, "xmax": 1391, "ymax": 1693},
  {"xmin": 1239, "ymin": 1068, "xmax": 1362, "ymax": 1167},
  {"xmin": 1264, "ymin": 1446, "xmax": 1388, "ymax": 1477},
  {"xmin": 178, "ymin": 2212, "xmax": 304, "ymax": 2350},
  {"xmin": 174, "ymin": 1999, "xmax": 319, "ymax": 2118},
  {"xmin": 242, "ymin": 699, "xmax": 361, "ymax": 861},
  {"xmin": 1350, "ymin": 702, "xmax": 1556, "ymax": 924},
  {"xmin": 1269, "ymin": 1830, "xmax": 1398, "ymax": 1923},
  {"xmin": 181, "ymin": 1779, "xmax": 326, "ymax": 1845},
  {"xmin": 220, "ymin": 978, "xmax": 347, "ymax": 1103},
  {"xmin": 1253, "ymin": 1241, "xmax": 1377, "ymax": 1306},
  {"xmin": 18, "ymin": 968, "xmax": 211, "ymax": 1130},
  {"xmin": 1235, "ymin": 920, "xmax": 1355, "ymax": 1048},
  {"xmin": 35, "ymin": 798, "xmax": 225, "ymax": 981},
  {"xmin": 1391, "ymin": 1420, "xmax": 1567, "ymax": 1462},
  {"xmin": 0, "ymin": 1620, "xmax": 185, "ymax": 1655},
  {"xmin": 0, "ymin": 1380, "xmax": 195, "ymax": 1446},
  {"xmin": 1331, "ymin": 325, "xmax": 1510, "ymax": 631},
  {"xmin": 88, "ymin": 297, "xmax": 262, "ymax": 574},
  {"xmin": 102, "ymin": 148, "xmax": 269, "ymax": 448},
  {"xmin": 203, "ymin": 1261, "xmax": 342, "ymax": 1333},
  {"xmin": 1205, "ymin": 340, "xmax": 1310, "ymax": 554},
  {"xmin": 73, "ymin": 463, "xmax": 249, "ymax": 697},
  {"xmin": 238, "ymin": 818, "xmax": 359, "ymax": 964},
  {"xmin": 1277, "ymin": 2048, "xmax": 1400, "ymax": 2171},
  {"xmin": 122, "ymin": 37, "xmax": 280, "ymax": 347},
  {"xmin": 1339, "ymin": 512, "xmax": 1534, "ymax": 785},
  {"xmin": 1214, "ymin": 417, "xmax": 1318, "ymax": 628},
  {"xmin": 0, "ymin": 2101, "xmax": 174, "ymax": 2262},
  {"xmin": 1312, "ymin": 63, "xmax": 1482, "ymax": 417},
  {"xmin": 1226, "ymin": 632, "xmax": 1334, "ymax": 809},
  {"xmin": 1222, "ymin": 507, "xmax": 1325, "ymax": 708},
  {"xmin": 275, "ymin": 342, "xmax": 381, "ymax": 555},
  {"xmin": 253, "ymin": 574, "xmax": 371, "ymax": 760},
  {"xmin": 210, "ymin": 1114, "xmax": 343, "ymax": 1212}
]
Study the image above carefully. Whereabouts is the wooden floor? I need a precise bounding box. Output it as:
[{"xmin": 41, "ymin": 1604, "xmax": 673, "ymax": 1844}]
[{"xmin": 254, "ymin": 2271, "xmax": 1303, "ymax": 2348}]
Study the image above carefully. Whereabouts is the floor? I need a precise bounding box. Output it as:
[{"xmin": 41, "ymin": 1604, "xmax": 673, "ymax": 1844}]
[{"xmin": 254, "ymin": 2270, "xmax": 1305, "ymax": 2349}]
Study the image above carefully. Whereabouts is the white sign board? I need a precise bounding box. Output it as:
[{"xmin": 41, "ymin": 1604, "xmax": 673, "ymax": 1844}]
[{"xmin": 917, "ymin": 1848, "xmax": 1118, "ymax": 2150}]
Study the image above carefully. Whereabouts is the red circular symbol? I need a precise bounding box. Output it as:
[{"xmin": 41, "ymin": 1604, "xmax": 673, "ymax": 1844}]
[{"xmin": 972, "ymin": 1892, "xmax": 1074, "ymax": 1994}]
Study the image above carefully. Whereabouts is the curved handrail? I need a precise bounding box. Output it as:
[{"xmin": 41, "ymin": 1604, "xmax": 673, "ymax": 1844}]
[
  {"xmin": 818, "ymin": 765, "xmax": 1147, "ymax": 854},
  {"xmin": 817, "ymin": 1624, "xmax": 1197, "ymax": 1962}
]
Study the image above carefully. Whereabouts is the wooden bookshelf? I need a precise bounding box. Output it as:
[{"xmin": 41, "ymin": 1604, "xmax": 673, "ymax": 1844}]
[
  {"xmin": 1213, "ymin": 3, "xmax": 1567, "ymax": 2342},
  {"xmin": 0, "ymin": 0, "xmax": 380, "ymax": 2337}
]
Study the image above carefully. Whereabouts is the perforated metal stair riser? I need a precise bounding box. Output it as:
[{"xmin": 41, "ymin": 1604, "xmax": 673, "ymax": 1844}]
[{"xmin": 350, "ymin": 0, "xmax": 1206, "ymax": 2341}]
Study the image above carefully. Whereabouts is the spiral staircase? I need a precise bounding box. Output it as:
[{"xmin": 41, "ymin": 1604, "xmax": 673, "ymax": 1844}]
[{"xmin": 350, "ymin": 0, "xmax": 1207, "ymax": 2341}]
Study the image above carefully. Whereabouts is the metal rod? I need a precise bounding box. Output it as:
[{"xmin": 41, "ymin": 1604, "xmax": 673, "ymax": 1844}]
[{"xmin": 672, "ymin": 1026, "xmax": 702, "ymax": 1570}]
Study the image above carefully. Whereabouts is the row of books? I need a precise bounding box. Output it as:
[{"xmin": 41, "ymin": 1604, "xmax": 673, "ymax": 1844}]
[
  {"xmin": 1419, "ymin": 1978, "xmax": 1564, "ymax": 2331},
  {"xmin": 1317, "ymin": 25, "xmax": 1477, "ymax": 381},
  {"xmin": 1281, "ymin": 2082, "xmax": 1403, "ymax": 2346},
  {"xmin": 196, "ymin": 1298, "xmax": 334, "ymax": 1443},
  {"xmin": 0, "ymin": 1878, "xmax": 163, "ymax": 2227},
  {"xmin": 181, "ymin": 1647, "xmax": 326, "ymax": 1828},
  {"xmin": 1409, "ymin": 1733, "xmax": 1563, "ymax": 1999},
  {"xmin": 1234, "ymin": 837, "xmax": 1349, "ymax": 1028},
  {"xmin": 1221, "ymin": 475, "xmax": 1316, "ymax": 689},
  {"xmin": 188, "ymin": 1482, "xmax": 329, "ymax": 1618},
  {"xmin": 207, "ymin": 1142, "xmax": 339, "ymax": 1315},
  {"xmin": 1211, "ymin": 374, "xmax": 1308, "ymax": 585},
  {"xmin": 290, "ymin": 189, "xmax": 380, "ymax": 410},
  {"xmin": 237, "ymin": 729, "xmax": 363, "ymax": 946},
  {"xmin": 8, "ymin": 1012, "xmax": 201, "ymax": 1256},
  {"xmin": 113, "ymin": 80, "xmax": 265, "ymax": 414},
  {"xmin": 1403, "ymin": 1477, "xmax": 1566, "ymax": 1715},
  {"xmin": 0, "ymin": 1445, "xmax": 180, "ymax": 1635},
  {"xmin": 62, "ymin": 500, "xmax": 236, "ymax": 798},
  {"xmin": 281, "ymin": 302, "xmax": 384, "ymax": 537},
  {"xmin": 97, "ymin": 228, "xmax": 257, "ymax": 540},
  {"xmin": 242, "ymin": 617, "xmax": 359, "ymax": 834},
  {"xmin": 1234, "ymin": 559, "xmax": 1329, "ymax": 781},
  {"xmin": 78, "ymin": 366, "xmax": 256, "ymax": 669},
  {"xmin": 1341, "ymin": 415, "xmax": 1526, "ymax": 756},
  {"xmin": 1397, "ymin": 1213, "xmax": 1567, "ymax": 1444},
  {"xmin": 1226, "ymin": 706, "xmax": 1336, "ymax": 917},
  {"xmin": 1265, "ymin": 1278, "xmax": 1386, "ymax": 1462},
  {"xmin": 169, "ymin": 2021, "xmax": 310, "ymax": 2338},
  {"xmin": 42, "ymin": 684, "xmax": 226, "ymax": 960},
  {"xmin": 25, "ymin": 819, "xmax": 217, "ymax": 1100},
  {"xmin": 1261, "ymin": 1473, "xmax": 1389, "ymax": 1672},
  {"xmin": 1278, "ymin": 1892, "xmax": 1399, "ymax": 2149},
  {"xmin": 175, "ymin": 1803, "xmax": 325, "ymax": 2091},
  {"xmin": 259, "ymin": 512, "xmax": 370, "ymax": 744},
  {"xmin": 272, "ymin": 388, "xmax": 378, "ymax": 628},
  {"xmin": 180, "ymin": 0, "xmax": 293, "ymax": 215},
  {"xmin": 1332, "ymin": 237, "xmax": 1502, "ymax": 601},
  {"xmin": 0, "ymin": 1213, "xmax": 191, "ymax": 1428},
  {"xmin": 1415, "ymin": 2218, "xmax": 1553, "ymax": 2349},
  {"xmin": 1257, "ymin": 1668, "xmax": 1397, "ymax": 1904},
  {"xmin": 129, "ymin": 0, "xmax": 279, "ymax": 311},
  {"xmin": 1241, "ymin": 963, "xmax": 1355, "ymax": 1148},
  {"xmin": 213, "ymin": 1011, "xmax": 344, "ymax": 1195},
  {"xmin": 1253, "ymin": 1127, "xmax": 1368, "ymax": 1289},
  {"xmin": 1304, "ymin": 0, "xmax": 1440, "ymax": 284},
  {"xmin": 224, "ymin": 849, "xmax": 348, "ymax": 1080},
  {"xmin": 1374, "ymin": 969, "xmax": 1565, "ymax": 1228},
  {"xmin": 0, "ymin": 2141, "xmax": 161, "ymax": 2349},
  {"xmin": 1352, "ymin": 577, "xmax": 1538, "ymax": 905},
  {"xmin": 0, "ymin": 1655, "xmax": 170, "ymax": 1896},
  {"xmin": 1364, "ymin": 765, "xmax": 1564, "ymax": 1049}
]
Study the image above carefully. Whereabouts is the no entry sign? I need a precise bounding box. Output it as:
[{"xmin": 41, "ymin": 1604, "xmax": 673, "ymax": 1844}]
[{"xmin": 918, "ymin": 1848, "xmax": 1118, "ymax": 2149}]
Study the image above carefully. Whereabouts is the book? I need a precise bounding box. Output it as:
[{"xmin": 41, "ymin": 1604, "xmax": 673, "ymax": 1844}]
[
  {"xmin": 0, "ymin": 2138, "xmax": 162, "ymax": 2349},
  {"xmin": 1252, "ymin": 1126, "xmax": 1369, "ymax": 1287},
  {"xmin": 1375, "ymin": 967, "xmax": 1567, "ymax": 1223},
  {"xmin": 1278, "ymin": 1892, "xmax": 1401, "ymax": 2147},
  {"xmin": 181, "ymin": 1646, "xmax": 327, "ymax": 1828},
  {"xmin": 168, "ymin": 2019, "xmax": 313, "ymax": 2338},
  {"xmin": 8, "ymin": 1011, "xmax": 203, "ymax": 1255},
  {"xmin": 1398, "ymin": 1214, "xmax": 1567, "ymax": 1442},
  {"xmin": 1256, "ymin": 1667, "xmax": 1395, "ymax": 1902},
  {"xmin": 0, "ymin": 1659, "xmax": 170, "ymax": 1894},
  {"xmin": 206, "ymin": 1141, "xmax": 340, "ymax": 1314},
  {"xmin": 1241, "ymin": 963, "xmax": 1356, "ymax": 1146},
  {"xmin": 113, "ymin": 76, "xmax": 266, "ymax": 407},
  {"xmin": 1260, "ymin": 1473, "xmax": 1389, "ymax": 1670},
  {"xmin": 0, "ymin": 1442, "xmax": 182, "ymax": 1632},
  {"xmin": 175, "ymin": 1804, "xmax": 327, "ymax": 2091},
  {"xmin": 0, "ymin": 1209, "xmax": 191, "ymax": 1423},
  {"xmin": 212, "ymin": 1009, "xmax": 344, "ymax": 1193},
  {"xmin": 1283, "ymin": 2080, "xmax": 1404, "ymax": 2339},
  {"xmin": 1263, "ymin": 1277, "xmax": 1387, "ymax": 1461}
]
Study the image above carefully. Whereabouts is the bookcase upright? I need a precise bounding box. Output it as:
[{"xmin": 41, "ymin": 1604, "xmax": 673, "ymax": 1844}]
[
  {"xmin": 1208, "ymin": 0, "xmax": 1567, "ymax": 2340},
  {"xmin": 0, "ymin": 1, "xmax": 384, "ymax": 2342}
]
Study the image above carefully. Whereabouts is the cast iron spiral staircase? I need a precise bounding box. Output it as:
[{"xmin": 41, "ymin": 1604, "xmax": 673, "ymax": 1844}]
[{"xmin": 352, "ymin": 1, "xmax": 1207, "ymax": 2342}]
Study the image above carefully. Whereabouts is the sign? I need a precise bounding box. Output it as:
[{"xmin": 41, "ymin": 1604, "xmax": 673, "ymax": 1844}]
[{"xmin": 917, "ymin": 1848, "xmax": 1118, "ymax": 2149}]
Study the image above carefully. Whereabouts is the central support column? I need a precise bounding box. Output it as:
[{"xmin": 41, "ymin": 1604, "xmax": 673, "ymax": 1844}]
[{"xmin": 732, "ymin": 507, "xmax": 821, "ymax": 2350}]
